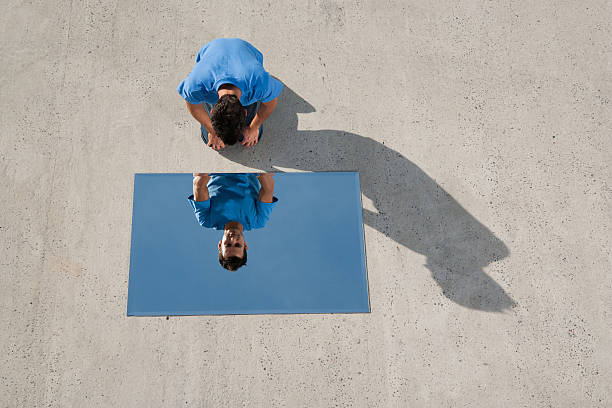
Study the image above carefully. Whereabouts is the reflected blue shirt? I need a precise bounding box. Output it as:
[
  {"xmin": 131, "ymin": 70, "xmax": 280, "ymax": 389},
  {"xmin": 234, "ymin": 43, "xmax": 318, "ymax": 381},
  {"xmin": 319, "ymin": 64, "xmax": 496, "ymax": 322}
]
[
  {"xmin": 188, "ymin": 174, "xmax": 278, "ymax": 231},
  {"xmin": 177, "ymin": 38, "xmax": 283, "ymax": 106}
]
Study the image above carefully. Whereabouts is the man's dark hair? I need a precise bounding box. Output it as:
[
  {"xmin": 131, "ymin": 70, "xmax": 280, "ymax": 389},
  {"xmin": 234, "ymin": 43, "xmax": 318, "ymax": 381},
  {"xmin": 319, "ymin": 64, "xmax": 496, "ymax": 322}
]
[
  {"xmin": 210, "ymin": 94, "xmax": 245, "ymax": 145},
  {"xmin": 218, "ymin": 248, "xmax": 247, "ymax": 272}
]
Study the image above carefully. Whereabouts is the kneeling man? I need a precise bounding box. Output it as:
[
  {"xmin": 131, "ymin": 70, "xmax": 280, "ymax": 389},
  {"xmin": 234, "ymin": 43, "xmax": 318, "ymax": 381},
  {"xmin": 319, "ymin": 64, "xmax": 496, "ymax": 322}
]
[{"xmin": 178, "ymin": 38, "xmax": 282, "ymax": 150}]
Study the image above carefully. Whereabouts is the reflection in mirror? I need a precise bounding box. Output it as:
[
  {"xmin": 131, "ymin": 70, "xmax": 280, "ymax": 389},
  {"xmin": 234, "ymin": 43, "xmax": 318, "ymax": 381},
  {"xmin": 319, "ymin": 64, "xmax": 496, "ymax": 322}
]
[
  {"xmin": 188, "ymin": 173, "xmax": 278, "ymax": 271},
  {"xmin": 126, "ymin": 172, "xmax": 369, "ymax": 316}
]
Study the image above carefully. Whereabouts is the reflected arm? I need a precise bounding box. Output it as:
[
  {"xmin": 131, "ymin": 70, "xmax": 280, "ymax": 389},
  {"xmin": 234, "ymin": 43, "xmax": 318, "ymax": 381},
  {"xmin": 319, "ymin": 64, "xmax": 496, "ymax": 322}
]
[
  {"xmin": 193, "ymin": 173, "xmax": 210, "ymax": 202},
  {"xmin": 257, "ymin": 173, "xmax": 274, "ymax": 203}
]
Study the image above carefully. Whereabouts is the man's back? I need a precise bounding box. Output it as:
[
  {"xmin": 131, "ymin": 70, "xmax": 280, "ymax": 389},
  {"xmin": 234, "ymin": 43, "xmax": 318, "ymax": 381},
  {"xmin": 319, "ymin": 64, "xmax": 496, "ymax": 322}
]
[
  {"xmin": 196, "ymin": 38, "xmax": 264, "ymax": 67},
  {"xmin": 178, "ymin": 38, "xmax": 281, "ymax": 106}
]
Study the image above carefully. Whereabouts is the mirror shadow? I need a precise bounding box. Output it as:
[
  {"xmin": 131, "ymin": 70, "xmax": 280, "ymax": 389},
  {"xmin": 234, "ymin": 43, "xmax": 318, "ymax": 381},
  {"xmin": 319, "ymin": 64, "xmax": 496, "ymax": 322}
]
[{"xmin": 218, "ymin": 84, "xmax": 516, "ymax": 312}]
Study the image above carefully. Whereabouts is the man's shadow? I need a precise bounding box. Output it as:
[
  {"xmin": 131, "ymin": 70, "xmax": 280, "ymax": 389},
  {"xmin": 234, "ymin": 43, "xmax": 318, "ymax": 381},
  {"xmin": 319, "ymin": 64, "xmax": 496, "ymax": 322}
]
[{"xmin": 220, "ymin": 85, "xmax": 516, "ymax": 312}]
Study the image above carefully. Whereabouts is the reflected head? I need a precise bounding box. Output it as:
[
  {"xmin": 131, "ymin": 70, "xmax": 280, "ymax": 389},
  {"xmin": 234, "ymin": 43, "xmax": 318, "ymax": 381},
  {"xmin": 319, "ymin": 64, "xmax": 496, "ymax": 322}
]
[
  {"xmin": 210, "ymin": 94, "xmax": 246, "ymax": 145},
  {"xmin": 218, "ymin": 250, "xmax": 247, "ymax": 272},
  {"xmin": 218, "ymin": 222, "xmax": 248, "ymax": 271}
]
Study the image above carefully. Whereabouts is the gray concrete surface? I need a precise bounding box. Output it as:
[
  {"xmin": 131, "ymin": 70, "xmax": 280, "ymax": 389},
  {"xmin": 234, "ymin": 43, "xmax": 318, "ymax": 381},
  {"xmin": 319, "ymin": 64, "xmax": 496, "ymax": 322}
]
[{"xmin": 1, "ymin": 1, "xmax": 610, "ymax": 406}]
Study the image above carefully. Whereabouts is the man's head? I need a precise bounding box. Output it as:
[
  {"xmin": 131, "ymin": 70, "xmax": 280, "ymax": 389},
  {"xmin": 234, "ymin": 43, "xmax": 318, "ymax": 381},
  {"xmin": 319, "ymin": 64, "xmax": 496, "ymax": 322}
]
[
  {"xmin": 210, "ymin": 94, "xmax": 246, "ymax": 145},
  {"xmin": 218, "ymin": 222, "xmax": 248, "ymax": 271}
]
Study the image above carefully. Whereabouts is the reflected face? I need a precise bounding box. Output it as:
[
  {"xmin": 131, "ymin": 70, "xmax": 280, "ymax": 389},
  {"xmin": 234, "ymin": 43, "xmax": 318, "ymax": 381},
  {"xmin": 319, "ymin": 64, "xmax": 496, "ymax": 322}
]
[{"xmin": 218, "ymin": 222, "xmax": 248, "ymax": 258}]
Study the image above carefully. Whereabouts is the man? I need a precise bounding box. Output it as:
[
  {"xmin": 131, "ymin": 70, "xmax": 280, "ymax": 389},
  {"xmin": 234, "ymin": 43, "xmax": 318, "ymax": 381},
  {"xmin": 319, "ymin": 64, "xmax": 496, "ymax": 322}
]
[
  {"xmin": 189, "ymin": 173, "xmax": 277, "ymax": 271},
  {"xmin": 178, "ymin": 38, "xmax": 283, "ymax": 150}
]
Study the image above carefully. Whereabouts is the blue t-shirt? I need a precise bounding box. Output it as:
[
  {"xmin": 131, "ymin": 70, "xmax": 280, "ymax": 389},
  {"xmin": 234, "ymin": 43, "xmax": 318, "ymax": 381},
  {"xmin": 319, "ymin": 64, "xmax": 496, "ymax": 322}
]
[
  {"xmin": 177, "ymin": 38, "xmax": 283, "ymax": 106},
  {"xmin": 188, "ymin": 174, "xmax": 278, "ymax": 231}
]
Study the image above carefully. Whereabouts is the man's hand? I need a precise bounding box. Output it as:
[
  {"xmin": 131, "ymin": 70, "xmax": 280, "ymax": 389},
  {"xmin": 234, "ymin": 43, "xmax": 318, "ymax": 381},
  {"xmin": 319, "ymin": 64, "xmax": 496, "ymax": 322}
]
[
  {"xmin": 193, "ymin": 173, "xmax": 210, "ymax": 183},
  {"xmin": 240, "ymin": 125, "xmax": 259, "ymax": 147},
  {"xmin": 184, "ymin": 101, "xmax": 224, "ymax": 150},
  {"xmin": 257, "ymin": 172, "xmax": 274, "ymax": 184},
  {"xmin": 207, "ymin": 132, "xmax": 225, "ymax": 150}
]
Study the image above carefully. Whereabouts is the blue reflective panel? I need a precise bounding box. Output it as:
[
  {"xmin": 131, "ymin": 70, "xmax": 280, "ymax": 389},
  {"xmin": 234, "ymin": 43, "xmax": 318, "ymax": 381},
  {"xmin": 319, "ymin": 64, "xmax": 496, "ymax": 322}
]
[{"xmin": 127, "ymin": 172, "xmax": 369, "ymax": 315}]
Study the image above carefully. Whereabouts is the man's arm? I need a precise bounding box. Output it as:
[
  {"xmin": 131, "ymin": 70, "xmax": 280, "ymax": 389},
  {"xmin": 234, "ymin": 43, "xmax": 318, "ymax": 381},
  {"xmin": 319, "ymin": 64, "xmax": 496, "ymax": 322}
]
[
  {"xmin": 241, "ymin": 98, "xmax": 279, "ymax": 147},
  {"xmin": 257, "ymin": 173, "xmax": 274, "ymax": 203},
  {"xmin": 193, "ymin": 173, "xmax": 211, "ymax": 201},
  {"xmin": 250, "ymin": 98, "xmax": 278, "ymax": 129},
  {"xmin": 185, "ymin": 102, "xmax": 225, "ymax": 150}
]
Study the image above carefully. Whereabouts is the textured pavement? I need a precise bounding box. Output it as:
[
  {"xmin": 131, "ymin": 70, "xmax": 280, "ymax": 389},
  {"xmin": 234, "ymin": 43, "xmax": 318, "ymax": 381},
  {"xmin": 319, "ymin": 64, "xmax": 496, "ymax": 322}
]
[{"xmin": 1, "ymin": 1, "xmax": 611, "ymax": 406}]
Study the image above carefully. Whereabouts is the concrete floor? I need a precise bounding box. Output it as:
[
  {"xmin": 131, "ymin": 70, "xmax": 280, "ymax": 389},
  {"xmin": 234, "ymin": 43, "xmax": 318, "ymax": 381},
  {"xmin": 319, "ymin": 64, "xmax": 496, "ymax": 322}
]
[{"xmin": 1, "ymin": 1, "xmax": 610, "ymax": 406}]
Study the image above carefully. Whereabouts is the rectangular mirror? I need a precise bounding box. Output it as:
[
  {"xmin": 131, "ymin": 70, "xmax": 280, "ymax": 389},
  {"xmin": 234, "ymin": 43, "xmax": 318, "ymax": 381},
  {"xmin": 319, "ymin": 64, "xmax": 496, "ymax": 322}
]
[{"xmin": 127, "ymin": 172, "xmax": 369, "ymax": 315}]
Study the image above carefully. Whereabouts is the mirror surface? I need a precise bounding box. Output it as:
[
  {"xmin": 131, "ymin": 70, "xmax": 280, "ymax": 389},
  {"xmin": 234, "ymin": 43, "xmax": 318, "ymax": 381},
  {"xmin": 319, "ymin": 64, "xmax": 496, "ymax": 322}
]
[{"xmin": 127, "ymin": 172, "xmax": 369, "ymax": 315}]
